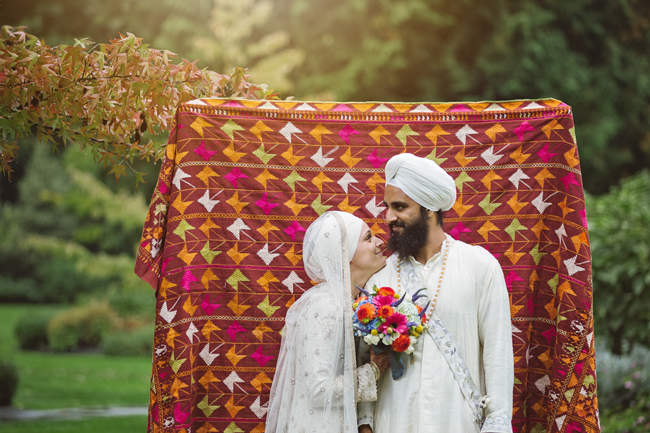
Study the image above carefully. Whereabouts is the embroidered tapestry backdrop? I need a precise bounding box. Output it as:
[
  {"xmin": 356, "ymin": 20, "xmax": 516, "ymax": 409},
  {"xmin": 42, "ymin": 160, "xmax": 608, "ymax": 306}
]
[{"xmin": 135, "ymin": 98, "xmax": 599, "ymax": 433}]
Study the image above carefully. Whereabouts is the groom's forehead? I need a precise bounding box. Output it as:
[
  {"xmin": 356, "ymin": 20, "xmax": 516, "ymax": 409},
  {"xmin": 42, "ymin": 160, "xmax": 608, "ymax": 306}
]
[{"xmin": 383, "ymin": 185, "xmax": 416, "ymax": 206}]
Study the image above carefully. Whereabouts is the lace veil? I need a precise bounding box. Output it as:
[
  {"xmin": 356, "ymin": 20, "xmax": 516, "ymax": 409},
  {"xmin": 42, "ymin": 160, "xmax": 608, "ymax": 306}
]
[{"xmin": 266, "ymin": 211, "xmax": 363, "ymax": 432}]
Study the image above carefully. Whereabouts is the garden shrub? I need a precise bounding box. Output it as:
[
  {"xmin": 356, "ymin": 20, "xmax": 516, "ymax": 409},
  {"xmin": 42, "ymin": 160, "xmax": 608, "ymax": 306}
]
[
  {"xmin": 597, "ymin": 343, "xmax": 650, "ymax": 409},
  {"xmin": 0, "ymin": 275, "xmax": 40, "ymax": 303},
  {"xmin": 588, "ymin": 170, "xmax": 650, "ymax": 354},
  {"xmin": 0, "ymin": 359, "xmax": 19, "ymax": 406},
  {"xmin": 48, "ymin": 302, "xmax": 117, "ymax": 352},
  {"xmin": 597, "ymin": 343, "xmax": 650, "ymax": 432},
  {"xmin": 35, "ymin": 258, "xmax": 103, "ymax": 303},
  {"xmin": 14, "ymin": 310, "xmax": 56, "ymax": 350},
  {"xmin": 102, "ymin": 325, "xmax": 154, "ymax": 357},
  {"xmin": 601, "ymin": 398, "xmax": 650, "ymax": 433},
  {"xmin": 108, "ymin": 289, "xmax": 155, "ymax": 318}
]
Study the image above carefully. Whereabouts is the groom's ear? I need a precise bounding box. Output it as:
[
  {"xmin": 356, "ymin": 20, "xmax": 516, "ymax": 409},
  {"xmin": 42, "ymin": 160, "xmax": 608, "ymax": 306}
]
[
  {"xmin": 435, "ymin": 210, "xmax": 444, "ymax": 227},
  {"xmin": 425, "ymin": 208, "xmax": 444, "ymax": 227}
]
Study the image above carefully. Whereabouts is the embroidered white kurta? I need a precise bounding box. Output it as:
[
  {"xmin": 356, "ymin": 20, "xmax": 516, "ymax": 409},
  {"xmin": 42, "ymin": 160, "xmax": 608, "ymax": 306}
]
[{"xmin": 358, "ymin": 237, "xmax": 513, "ymax": 433}]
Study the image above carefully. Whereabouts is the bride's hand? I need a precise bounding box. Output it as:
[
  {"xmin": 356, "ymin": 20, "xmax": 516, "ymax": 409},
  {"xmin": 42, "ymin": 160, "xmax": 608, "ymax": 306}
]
[{"xmin": 370, "ymin": 349, "xmax": 391, "ymax": 374}]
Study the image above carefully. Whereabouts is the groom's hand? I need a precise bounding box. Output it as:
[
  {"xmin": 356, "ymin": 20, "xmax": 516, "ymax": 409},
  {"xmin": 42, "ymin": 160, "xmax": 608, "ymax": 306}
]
[
  {"xmin": 358, "ymin": 424, "xmax": 373, "ymax": 433},
  {"xmin": 370, "ymin": 349, "xmax": 391, "ymax": 374}
]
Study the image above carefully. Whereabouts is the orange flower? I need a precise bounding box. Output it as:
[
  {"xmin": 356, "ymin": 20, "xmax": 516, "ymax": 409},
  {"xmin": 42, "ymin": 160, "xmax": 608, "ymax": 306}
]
[
  {"xmin": 417, "ymin": 305, "xmax": 428, "ymax": 325},
  {"xmin": 376, "ymin": 287, "xmax": 395, "ymax": 297},
  {"xmin": 377, "ymin": 305, "xmax": 394, "ymax": 319},
  {"xmin": 391, "ymin": 334, "xmax": 411, "ymax": 352},
  {"xmin": 357, "ymin": 303, "xmax": 377, "ymax": 322},
  {"xmin": 355, "ymin": 295, "xmax": 368, "ymax": 303}
]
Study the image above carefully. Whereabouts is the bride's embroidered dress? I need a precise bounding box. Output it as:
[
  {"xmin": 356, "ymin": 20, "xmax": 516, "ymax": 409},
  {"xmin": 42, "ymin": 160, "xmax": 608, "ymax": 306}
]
[{"xmin": 266, "ymin": 211, "xmax": 378, "ymax": 432}]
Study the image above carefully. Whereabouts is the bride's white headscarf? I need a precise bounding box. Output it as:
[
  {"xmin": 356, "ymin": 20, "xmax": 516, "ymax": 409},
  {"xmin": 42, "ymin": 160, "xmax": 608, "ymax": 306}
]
[{"xmin": 266, "ymin": 211, "xmax": 363, "ymax": 432}]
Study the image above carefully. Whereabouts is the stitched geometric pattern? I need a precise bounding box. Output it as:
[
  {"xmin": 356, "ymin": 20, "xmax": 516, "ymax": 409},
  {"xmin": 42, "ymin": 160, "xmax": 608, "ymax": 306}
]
[{"xmin": 135, "ymin": 98, "xmax": 599, "ymax": 433}]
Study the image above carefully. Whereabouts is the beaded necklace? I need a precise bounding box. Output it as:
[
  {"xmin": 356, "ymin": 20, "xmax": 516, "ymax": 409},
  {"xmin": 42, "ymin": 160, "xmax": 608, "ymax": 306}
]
[{"xmin": 396, "ymin": 236, "xmax": 450, "ymax": 321}]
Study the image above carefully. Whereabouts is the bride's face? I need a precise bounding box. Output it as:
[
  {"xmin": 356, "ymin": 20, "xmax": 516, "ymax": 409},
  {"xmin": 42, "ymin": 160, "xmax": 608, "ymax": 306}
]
[{"xmin": 350, "ymin": 221, "xmax": 386, "ymax": 276}]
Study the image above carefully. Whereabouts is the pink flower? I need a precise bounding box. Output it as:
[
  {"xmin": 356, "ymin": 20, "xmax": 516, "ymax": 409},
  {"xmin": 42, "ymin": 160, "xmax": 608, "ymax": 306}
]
[
  {"xmin": 373, "ymin": 295, "xmax": 396, "ymax": 308},
  {"xmin": 378, "ymin": 313, "xmax": 409, "ymax": 334}
]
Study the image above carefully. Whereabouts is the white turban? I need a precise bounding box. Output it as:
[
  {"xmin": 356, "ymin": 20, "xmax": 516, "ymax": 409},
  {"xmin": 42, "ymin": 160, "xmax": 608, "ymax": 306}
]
[{"xmin": 385, "ymin": 153, "xmax": 457, "ymax": 212}]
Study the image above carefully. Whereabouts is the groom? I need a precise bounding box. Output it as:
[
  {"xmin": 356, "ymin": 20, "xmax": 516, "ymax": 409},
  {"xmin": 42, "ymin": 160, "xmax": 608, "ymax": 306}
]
[{"xmin": 358, "ymin": 153, "xmax": 513, "ymax": 433}]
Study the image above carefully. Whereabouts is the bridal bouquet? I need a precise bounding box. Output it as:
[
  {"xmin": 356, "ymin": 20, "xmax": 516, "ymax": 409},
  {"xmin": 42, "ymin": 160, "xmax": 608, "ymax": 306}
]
[{"xmin": 352, "ymin": 285, "xmax": 430, "ymax": 379}]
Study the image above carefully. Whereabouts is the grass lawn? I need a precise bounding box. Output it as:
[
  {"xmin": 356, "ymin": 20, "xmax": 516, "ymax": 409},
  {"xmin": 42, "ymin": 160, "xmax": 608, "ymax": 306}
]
[
  {"xmin": 0, "ymin": 416, "xmax": 147, "ymax": 433},
  {"xmin": 0, "ymin": 304, "xmax": 151, "ymax": 410},
  {"xmin": 12, "ymin": 352, "xmax": 151, "ymax": 410}
]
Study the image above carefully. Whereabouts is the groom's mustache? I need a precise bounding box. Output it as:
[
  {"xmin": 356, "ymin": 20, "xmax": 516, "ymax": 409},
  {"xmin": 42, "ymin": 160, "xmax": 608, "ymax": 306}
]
[{"xmin": 388, "ymin": 219, "xmax": 406, "ymax": 233}]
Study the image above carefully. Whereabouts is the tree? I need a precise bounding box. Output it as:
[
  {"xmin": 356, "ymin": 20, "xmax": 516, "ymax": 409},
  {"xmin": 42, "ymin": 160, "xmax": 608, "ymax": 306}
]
[
  {"xmin": 0, "ymin": 141, "xmax": 153, "ymax": 303},
  {"xmin": 194, "ymin": 0, "xmax": 305, "ymax": 95},
  {"xmin": 5, "ymin": 1, "xmax": 649, "ymax": 193},
  {"xmin": 267, "ymin": 0, "xmax": 650, "ymax": 194},
  {"xmin": 2, "ymin": 0, "xmax": 215, "ymax": 63},
  {"xmin": 0, "ymin": 26, "xmax": 274, "ymax": 183},
  {"xmin": 588, "ymin": 170, "xmax": 650, "ymax": 354}
]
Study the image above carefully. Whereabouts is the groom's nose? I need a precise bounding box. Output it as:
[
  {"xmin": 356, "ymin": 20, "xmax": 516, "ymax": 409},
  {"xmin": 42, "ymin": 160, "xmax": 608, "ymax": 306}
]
[{"xmin": 385, "ymin": 207, "xmax": 396, "ymax": 223}]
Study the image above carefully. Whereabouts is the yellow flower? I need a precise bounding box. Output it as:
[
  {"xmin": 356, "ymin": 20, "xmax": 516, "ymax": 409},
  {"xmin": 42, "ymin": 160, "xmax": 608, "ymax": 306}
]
[
  {"xmin": 353, "ymin": 303, "xmax": 358, "ymax": 310},
  {"xmin": 416, "ymin": 325, "xmax": 423, "ymax": 333},
  {"xmin": 371, "ymin": 329, "xmax": 378, "ymax": 336},
  {"xmin": 393, "ymin": 293, "xmax": 400, "ymax": 299}
]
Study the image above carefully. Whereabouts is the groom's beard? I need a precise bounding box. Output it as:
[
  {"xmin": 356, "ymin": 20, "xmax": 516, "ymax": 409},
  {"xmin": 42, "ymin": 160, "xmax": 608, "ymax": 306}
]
[{"xmin": 387, "ymin": 208, "xmax": 429, "ymax": 259}]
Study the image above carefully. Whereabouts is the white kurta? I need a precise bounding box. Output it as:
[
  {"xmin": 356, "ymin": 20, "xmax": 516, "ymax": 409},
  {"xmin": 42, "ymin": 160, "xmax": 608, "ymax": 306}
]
[{"xmin": 358, "ymin": 236, "xmax": 513, "ymax": 433}]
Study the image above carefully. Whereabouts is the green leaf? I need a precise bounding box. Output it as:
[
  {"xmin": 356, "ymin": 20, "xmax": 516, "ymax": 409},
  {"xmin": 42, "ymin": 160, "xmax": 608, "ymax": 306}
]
[
  {"xmin": 108, "ymin": 164, "xmax": 127, "ymax": 182},
  {"xmin": 134, "ymin": 171, "xmax": 147, "ymax": 191},
  {"xmin": 73, "ymin": 37, "xmax": 90, "ymax": 48}
]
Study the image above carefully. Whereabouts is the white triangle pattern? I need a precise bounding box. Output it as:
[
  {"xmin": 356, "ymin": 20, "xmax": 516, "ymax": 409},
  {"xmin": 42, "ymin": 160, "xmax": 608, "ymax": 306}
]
[
  {"xmin": 259, "ymin": 102, "xmax": 278, "ymax": 110},
  {"xmin": 295, "ymin": 103, "xmax": 316, "ymax": 111},
  {"xmin": 481, "ymin": 146, "xmax": 504, "ymax": 165},
  {"xmin": 250, "ymin": 396, "xmax": 269, "ymax": 418},
  {"xmin": 484, "ymin": 103, "xmax": 506, "ymax": 112},
  {"xmin": 186, "ymin": 322, "xmax": 199, "ymax": 343},
  {"xmin": 257, "ymin": 243, "xmax": 281, "ymax": 265},
  {"xmin": 522, "ymin": 101, "xmax": 545, "ymax": 110},
  {"xmin": 365, "ymin": 197, "xmax": 386, "ymax": 218},
  {"xmin": 198, "ymin": 189, "xmax": 221, "ymax": 212},
  {"xmin": 200, "ymin": 343, "xmax": 220, "ymax": 365},
  {"xmin": 372, "ymin": 104, "xmax": 392, "ymax": 113},
  {"xmin": 282, "ymin": 271, "xmax": 304, "ymax": 293},
  {"xmin": 411, "ymin": 104, "xmax": 433, "ymax": 113}
]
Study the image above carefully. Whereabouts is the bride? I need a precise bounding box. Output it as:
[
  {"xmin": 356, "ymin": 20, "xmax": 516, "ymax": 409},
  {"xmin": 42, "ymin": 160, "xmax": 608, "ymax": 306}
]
[{"xmin": 266, "ymin": 211, "xmax": 390, "ymax": 432}]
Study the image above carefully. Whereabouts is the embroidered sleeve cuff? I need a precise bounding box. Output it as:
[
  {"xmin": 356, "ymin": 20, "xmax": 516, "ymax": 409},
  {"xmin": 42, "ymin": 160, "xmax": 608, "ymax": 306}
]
[
  {"xmin": 481, "ymin": 411, "xmax": 512, "ymax": 433},
  {"xmin": 357, "ymin": 401, "xmax": 374, "ymax": 429},
  {"xmin": 356, "ymin": 364, "xmax": 378, "ymax": 402},
  {"xmin": 358, "ymin": 415, "xmax": 374, "ymax": 429}
]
